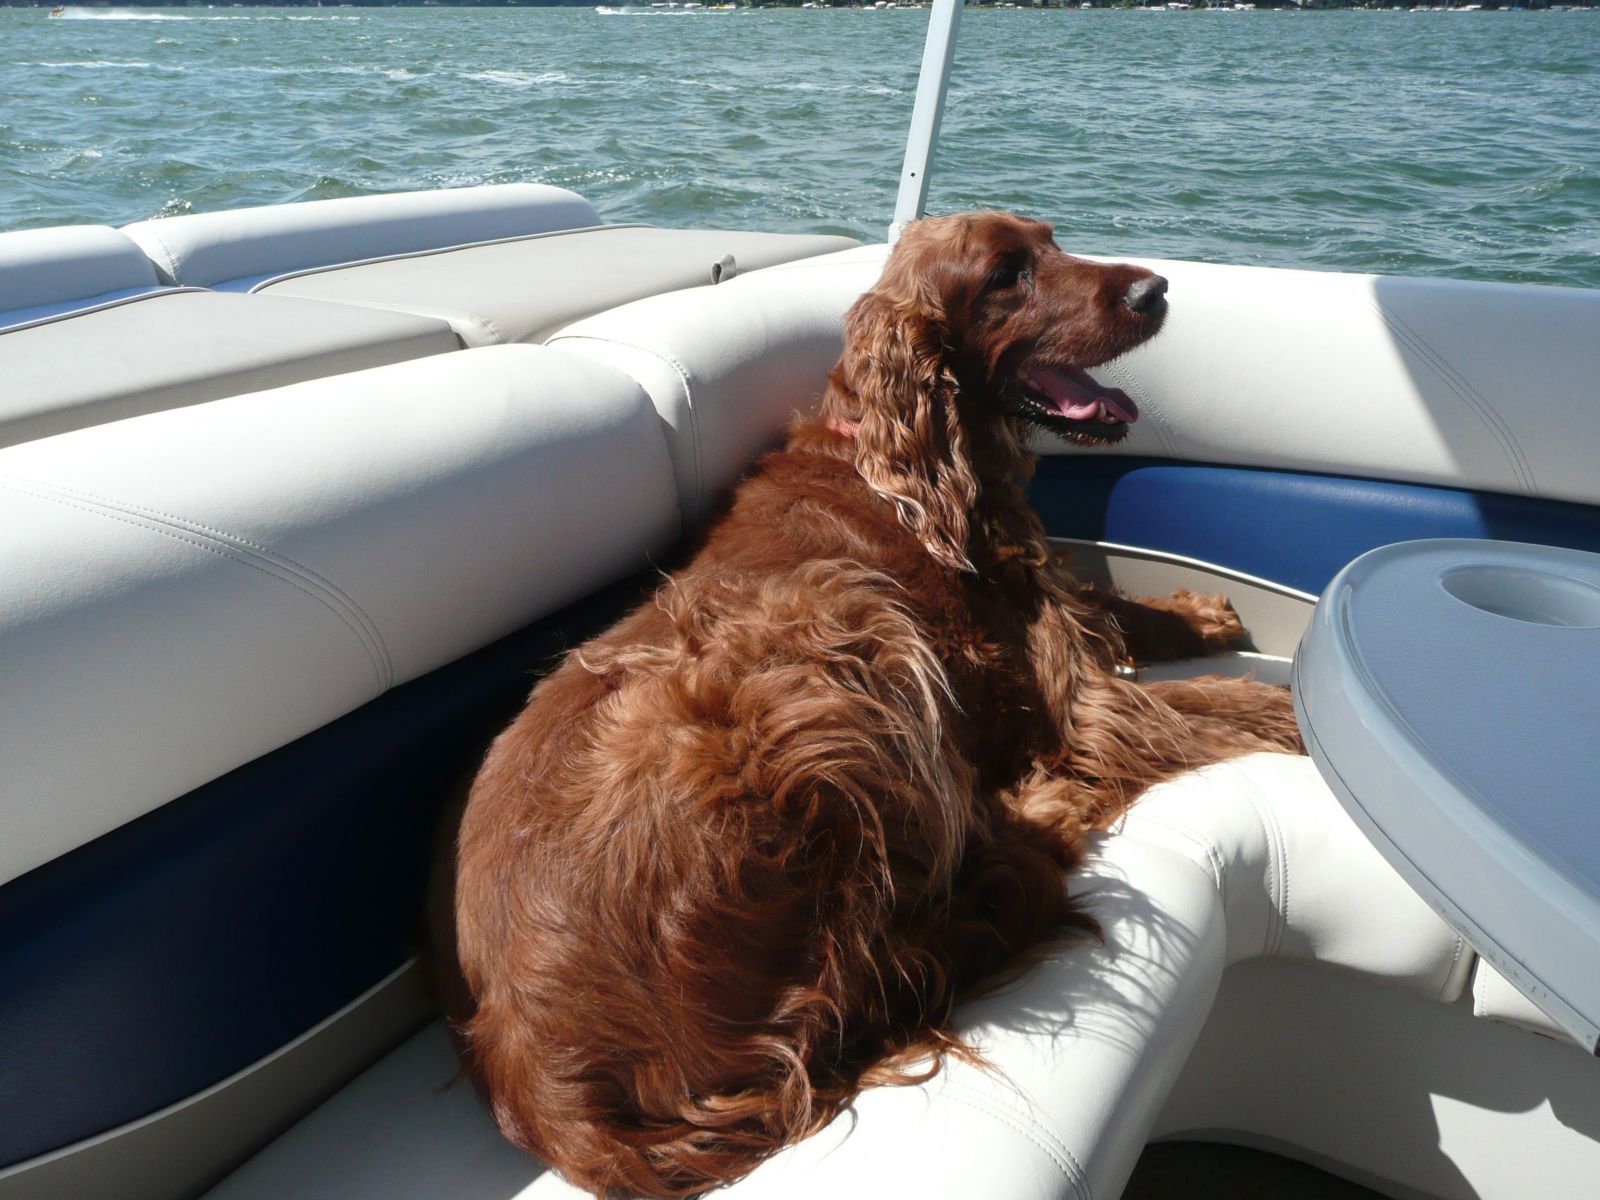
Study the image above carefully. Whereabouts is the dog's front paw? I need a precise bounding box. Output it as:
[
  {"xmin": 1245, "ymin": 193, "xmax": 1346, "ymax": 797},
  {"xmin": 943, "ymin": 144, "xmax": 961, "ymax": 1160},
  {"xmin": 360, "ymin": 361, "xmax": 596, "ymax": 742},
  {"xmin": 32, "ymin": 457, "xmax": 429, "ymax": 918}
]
[{"xmin": 1173, "ymin": 590, "xmax": 1247, "ymax": 651}]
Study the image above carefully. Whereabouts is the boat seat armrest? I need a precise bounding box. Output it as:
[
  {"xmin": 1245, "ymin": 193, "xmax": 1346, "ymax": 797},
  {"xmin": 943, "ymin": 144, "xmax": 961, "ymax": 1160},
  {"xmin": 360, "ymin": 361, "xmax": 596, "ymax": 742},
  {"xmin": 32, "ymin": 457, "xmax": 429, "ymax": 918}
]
[{"xmin": 1115, "ymin": 752, "xmax": 1473, "ymax": 1001}]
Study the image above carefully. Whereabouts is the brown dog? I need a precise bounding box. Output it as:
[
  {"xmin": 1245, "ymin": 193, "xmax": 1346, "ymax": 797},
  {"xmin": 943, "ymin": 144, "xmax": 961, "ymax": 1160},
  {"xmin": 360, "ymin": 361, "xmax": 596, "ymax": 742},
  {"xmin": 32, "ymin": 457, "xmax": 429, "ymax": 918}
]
[{"xmin": 454, "ymin": 212, "xmax": 1302, "ymax": 1198}]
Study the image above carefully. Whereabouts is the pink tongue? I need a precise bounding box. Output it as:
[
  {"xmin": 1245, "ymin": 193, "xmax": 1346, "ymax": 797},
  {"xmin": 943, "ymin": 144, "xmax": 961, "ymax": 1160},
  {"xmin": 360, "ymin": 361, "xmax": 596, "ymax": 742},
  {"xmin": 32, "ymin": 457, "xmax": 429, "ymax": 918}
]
[{"xmin": 1023, "ymin": 365, "xmax": 1139, "ymax": 424}]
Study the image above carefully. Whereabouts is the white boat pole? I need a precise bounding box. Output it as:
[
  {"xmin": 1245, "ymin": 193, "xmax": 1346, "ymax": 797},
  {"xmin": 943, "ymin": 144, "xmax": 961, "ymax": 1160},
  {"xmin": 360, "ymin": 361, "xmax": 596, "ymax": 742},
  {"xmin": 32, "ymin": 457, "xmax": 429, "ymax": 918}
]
[{"xmin": 889, "ymin": 0, "xmax": 964, "ymax": 244}]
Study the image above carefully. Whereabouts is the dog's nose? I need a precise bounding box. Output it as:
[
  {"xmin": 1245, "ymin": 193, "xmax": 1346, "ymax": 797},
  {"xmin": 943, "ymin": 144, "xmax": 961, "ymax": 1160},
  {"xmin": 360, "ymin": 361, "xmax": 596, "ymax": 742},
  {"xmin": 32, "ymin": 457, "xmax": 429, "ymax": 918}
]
[{"xmin": 1124, "ymin": 275, "xmax": 1168, "ymax": 315}]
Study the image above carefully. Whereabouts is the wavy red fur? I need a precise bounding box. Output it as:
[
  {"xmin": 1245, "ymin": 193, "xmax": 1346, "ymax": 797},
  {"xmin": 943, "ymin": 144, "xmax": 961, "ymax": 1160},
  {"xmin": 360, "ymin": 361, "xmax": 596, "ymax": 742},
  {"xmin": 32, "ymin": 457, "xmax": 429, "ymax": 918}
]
[{"xmin": 453, "ymin": 212, "xmax": 1303, "ymax": 1198}]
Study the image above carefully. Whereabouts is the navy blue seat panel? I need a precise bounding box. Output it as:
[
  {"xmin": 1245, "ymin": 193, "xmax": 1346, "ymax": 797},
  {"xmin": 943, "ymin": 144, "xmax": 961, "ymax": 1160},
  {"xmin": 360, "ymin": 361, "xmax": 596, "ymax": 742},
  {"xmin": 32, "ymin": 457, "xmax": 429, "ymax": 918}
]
[
  {"xmin": 1029, "ymin": 457, "xmax": 1600, "ymax": 597},
  {"xmin": 0, "ymin": 573, "xmax": 651, "ymax": 1168}
]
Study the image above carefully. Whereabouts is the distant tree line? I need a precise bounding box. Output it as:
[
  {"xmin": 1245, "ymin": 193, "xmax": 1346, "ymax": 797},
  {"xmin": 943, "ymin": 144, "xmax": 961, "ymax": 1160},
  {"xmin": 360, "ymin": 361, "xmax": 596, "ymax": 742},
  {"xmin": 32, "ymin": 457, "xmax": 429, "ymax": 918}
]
[{"xmin": 9, "ymin": 0, "xmax": 1593, "ymax": 8}]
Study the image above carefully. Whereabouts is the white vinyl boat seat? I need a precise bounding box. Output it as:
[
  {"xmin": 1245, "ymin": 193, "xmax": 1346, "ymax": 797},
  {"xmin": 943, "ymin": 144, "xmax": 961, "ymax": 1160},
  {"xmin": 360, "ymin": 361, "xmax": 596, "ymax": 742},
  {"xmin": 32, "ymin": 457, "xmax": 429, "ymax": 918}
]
[
  {"xmin": 201, "ymin": 753, "xmax": 1470, "ymax": 1200},
  {"xmin": 0, "ymin": 223, "xmax": 165, "ymax": 331},
  {"xmin": 8, "ymin": 219, "xmax": 1598, "ymax": 1200},
  {"xmin": 0, "ymin": 343, "xmax": 680, "ymax": 889},
  {"xmin": 184, "ymin": 255, "xmax": 1476, "ymax": 1200},
  {"xmin": 249, "ymin": 224, "xmax": 863, "ymax": 349},
  {"xmin": 120, "ymin": 183, "xmax": 605, "ymax": 292},
  {"xmin": 0, "ymin": 255, "xmax": 892, "ymax": 1191},
  {"xmin": 547, "ymin": 244, "xmax": 888, "ymax": 523},
  {"xmin": 116, "ymin": 180, "xmax": 857, "ymax": 349},
  {"xmin": 1046, "ymin": 255, "xmax": 1600, "ymax": 512},
  {"xmin": 0, "ymin": 185, "xmax": 854, "ymax": 452},
  {"xmin": 0, "ymin": 289, "xmax": 461, "ymax": 450}
]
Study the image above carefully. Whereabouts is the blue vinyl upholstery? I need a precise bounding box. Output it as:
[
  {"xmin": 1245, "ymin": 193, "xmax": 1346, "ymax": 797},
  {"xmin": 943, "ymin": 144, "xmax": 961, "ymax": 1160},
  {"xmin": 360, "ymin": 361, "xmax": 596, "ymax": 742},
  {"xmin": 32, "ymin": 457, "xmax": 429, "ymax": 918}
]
[
  {"xmin": 1029, "ymin": 457, "xmax": 1600, "ymax": 596},
  {"xmin": 0, "ymin": 574, "xmax": 649, "ymax": 1168}
]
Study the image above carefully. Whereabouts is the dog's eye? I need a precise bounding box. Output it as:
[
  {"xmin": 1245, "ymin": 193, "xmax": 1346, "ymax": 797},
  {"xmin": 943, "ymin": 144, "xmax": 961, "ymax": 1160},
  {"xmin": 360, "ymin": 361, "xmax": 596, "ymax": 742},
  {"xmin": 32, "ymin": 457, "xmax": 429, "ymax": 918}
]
[{"xmin": 987, "ymin": 261, "xmax": 1031, "ymax": 291}]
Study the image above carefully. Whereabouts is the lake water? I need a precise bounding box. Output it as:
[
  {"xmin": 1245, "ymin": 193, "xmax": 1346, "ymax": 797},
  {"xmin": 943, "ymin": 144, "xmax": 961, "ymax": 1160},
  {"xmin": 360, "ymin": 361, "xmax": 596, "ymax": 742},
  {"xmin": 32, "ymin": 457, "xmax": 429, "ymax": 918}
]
[{"xmin": 2, "ymin": 5, "xmax": 1596, "ymax": 287}]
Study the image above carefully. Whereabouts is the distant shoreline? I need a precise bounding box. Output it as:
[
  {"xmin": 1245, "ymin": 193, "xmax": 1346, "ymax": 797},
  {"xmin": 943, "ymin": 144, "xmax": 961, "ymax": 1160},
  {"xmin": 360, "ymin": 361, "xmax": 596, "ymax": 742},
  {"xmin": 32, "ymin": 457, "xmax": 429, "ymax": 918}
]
[{"xmin": 13, "ymin": 0, "xmax": 1599, "ymax": 10}]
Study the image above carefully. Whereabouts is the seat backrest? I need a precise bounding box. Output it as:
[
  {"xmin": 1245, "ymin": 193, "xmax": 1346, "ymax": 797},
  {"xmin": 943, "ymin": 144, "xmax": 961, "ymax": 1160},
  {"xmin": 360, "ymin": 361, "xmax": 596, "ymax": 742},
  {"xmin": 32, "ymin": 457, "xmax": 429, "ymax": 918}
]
[
  {"xmin": 251, "ymin": 225, "xmax": 863, "ymax": 348},
  {"xmin": 0, "ymin": 342, "xmax": 678, "ymax": 887},
  {"xmin": 1056, "ymin": 256, "xmax": 1600, "ymax": 509},
  {"xmin": 0, "ymin": 224, "xmax": 162, "ymax": 330},
  {"xmin": 549, "ymin": 244, "xmax": 888, "ymax": 525},
  {"xmin": 121, "ymin": 183, "xmax": 601, "ymax": 291}
]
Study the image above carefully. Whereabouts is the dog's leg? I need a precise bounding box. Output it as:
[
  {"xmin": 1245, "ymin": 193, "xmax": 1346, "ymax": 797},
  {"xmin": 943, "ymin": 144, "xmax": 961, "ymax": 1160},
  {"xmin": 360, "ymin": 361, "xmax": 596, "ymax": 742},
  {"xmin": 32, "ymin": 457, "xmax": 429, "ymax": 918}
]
[
  {"xmin": 1083, "ymin": 587, "xmax": 1248, "ymax": 665},
  {"xmin": 1139, "ymin": 674, "xmax": 1304, "ymax": 754},
  {"xmin": 1007, "ymin": 652, "xmax": 1304, "ymax": 840},
  {"xmin": 933, "ymin": 801, "xmax": 1097, "ymax": 988}
]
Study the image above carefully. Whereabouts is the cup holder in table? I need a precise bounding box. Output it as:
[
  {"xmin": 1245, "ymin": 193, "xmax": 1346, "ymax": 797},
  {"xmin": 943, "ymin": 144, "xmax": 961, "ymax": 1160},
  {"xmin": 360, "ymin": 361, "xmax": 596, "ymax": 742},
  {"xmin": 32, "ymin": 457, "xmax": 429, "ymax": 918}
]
[{"xmin": 1439, "ymin": 565, "xmax": 1600, "ymax": 629}]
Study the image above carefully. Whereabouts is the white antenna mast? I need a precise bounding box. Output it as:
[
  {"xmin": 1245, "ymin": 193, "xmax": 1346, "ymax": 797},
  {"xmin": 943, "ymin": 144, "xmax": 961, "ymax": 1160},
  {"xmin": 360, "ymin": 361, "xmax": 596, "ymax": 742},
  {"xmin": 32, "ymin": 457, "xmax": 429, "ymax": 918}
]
[{"xmin": 889, "ymin": 0, "xmax": 964, "ymax": 245}]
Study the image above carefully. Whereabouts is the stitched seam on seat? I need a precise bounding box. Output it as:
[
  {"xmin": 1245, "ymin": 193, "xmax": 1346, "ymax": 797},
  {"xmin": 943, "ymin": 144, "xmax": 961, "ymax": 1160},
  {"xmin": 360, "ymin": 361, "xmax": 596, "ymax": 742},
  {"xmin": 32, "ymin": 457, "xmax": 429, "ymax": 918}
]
[
  {"xmin": 136, "ymin": 226, "xmax": 183, "ymax": 283},
  {"xmin": 448, "ymin": 310, "xmax": 503, "ymax": 345},
  {"xmin": 0, "ymin": 287, "xmax": 209, "ymax": 337},
  {"xmin": 246, "ymin": 289, "xmax": 491, "ymax": 348},
  {"xmin": 1, "ymin": 479, "xmax": 390, "ymax": 688},
  {"xmin": 1237, "ymin": 772, "xmax": 1287, "ymax": 958},
  {"xmin": 548, "ymin": 333, "xmax": 704, "ymax": 510},
  {"xmin": 1369, "ymin": 302, "xmax": 1538, "ymax": 496},
  {"xmin": 0, "ymin": 479, "xmax": 391, "ymax": 690},
  {"xmin": 244, "ymin": 223, "xmax": 647, "ymax": 293},
  {"xmin": 9, "ymin": 476, "xmax": 389, "ymax": 662},
  {"xmin": 10, "ymin": 476, "xmax": 395, "ymax": 687},
  {"xmin": 1099, "ymin": 357, "xmax": 1179, "ymax": 460},
  {"xmin": 1120, "ymin": 810, "xmax": 1226, "ymax": 900},
  {"xmin": 1439, "ymin": 933, "xmax": 1469, "ymax": 1003},
  {"xmin": 940, "ymin": 1080, "xmax": 1092, "ymax": 1200}
]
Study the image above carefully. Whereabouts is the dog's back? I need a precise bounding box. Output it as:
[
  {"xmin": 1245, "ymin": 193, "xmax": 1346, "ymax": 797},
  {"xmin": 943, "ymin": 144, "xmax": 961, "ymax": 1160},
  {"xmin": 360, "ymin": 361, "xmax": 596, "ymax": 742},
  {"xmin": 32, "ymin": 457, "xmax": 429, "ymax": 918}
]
[
  {"xmin": 455, "ymin": 439, "xmax": 1060, "ymax": 1196},
  {"xmin": 450, "ymin": 213, "xmax": 1283, "ymax": 1197}
]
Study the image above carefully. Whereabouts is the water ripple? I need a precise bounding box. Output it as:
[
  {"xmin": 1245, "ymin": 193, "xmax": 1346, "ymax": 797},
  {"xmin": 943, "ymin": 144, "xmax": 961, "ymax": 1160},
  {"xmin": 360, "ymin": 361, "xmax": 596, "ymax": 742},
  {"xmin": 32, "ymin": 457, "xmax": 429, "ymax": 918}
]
[{"xmin": 1, "ymin": 6, "xmax": 1596, "ymax": 288}]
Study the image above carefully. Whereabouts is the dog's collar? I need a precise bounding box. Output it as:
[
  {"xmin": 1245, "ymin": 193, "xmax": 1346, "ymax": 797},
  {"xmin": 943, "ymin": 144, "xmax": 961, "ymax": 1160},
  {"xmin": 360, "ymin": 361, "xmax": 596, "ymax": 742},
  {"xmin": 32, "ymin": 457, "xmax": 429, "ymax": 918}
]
[{"xmin": 825, "ymin": 417, "xmax": 861, "ymax": 441}]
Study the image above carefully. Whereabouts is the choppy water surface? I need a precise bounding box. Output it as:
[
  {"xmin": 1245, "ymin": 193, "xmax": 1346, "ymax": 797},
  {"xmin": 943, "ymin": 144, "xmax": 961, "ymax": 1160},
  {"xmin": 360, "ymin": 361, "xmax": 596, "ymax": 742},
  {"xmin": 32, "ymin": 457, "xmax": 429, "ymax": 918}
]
[{"xmin": 2, "ymin": 6, "xmax": 1596, "ymax": 286}]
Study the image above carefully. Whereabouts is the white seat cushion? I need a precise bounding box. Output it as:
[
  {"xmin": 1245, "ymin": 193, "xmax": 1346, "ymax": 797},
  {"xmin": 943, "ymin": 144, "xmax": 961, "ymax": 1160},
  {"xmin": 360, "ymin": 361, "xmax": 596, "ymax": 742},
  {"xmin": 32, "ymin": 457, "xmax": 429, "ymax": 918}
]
[
  {"xmin": 202, "ymin": 751, "xmax": 1469, "ymax": 1200},
  {"xmin": 121, "ymin": 183, "xmax": 601, "ymax": 290},
  {"xmin": 0, "ymin": 344, "xmax": 680, "ymax": 886},
  {"xmin": 1054, "ymin": 256, "xmax": 1600, "ymax": 509},
  {"xmin": 1471, "ymin": 958, "xmax": 1571, "ymax": 1041},
  {"xmin": 0, "ymin": 224, "xmax": 163, "ymax": 330},
  {"xmin": 204, "ymin": 832, "xmax": 1227, "ymax": 1200},
  {"xmin": 549, "ymin": 244, "xmax": 887, "ymax": 524},
  {"xmin": 253, "ymin": 226, "xmax": 862, "ymax": 349},
  {"xmin": 202, "ymin": 1025, "xmax": 542, "ymax": 1200},
  {"xmin": 0, "ymin": 290, "xmax": 461, "ymax": 449},
  {"xmin": 1114, "ymin": 753, "xmax": 1472, "ymax": 1001}
]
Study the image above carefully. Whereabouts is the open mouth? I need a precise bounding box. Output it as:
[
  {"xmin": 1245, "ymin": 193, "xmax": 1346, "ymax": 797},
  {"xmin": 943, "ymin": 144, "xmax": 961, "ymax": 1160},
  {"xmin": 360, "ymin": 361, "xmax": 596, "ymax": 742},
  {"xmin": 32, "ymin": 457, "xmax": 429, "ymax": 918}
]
[{"xmin": 1013, "ymin": 363, "xmax": 1139, "ymax": 444}]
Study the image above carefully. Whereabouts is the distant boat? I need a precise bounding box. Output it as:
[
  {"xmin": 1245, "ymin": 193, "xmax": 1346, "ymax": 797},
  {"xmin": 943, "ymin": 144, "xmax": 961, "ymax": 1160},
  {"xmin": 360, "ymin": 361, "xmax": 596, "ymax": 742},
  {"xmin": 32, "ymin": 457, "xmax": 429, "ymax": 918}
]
[{"xmin": 48, "ymin": 5, "xmax": 65, "ymax": 15}]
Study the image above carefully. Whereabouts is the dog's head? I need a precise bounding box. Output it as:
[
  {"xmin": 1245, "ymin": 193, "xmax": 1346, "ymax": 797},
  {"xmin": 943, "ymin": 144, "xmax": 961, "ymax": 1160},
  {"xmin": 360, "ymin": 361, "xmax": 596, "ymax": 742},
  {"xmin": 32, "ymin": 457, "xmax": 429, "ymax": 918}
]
[{"xmin": 825, "ymin": 211, "xmax": 1167, "ymax": 570}]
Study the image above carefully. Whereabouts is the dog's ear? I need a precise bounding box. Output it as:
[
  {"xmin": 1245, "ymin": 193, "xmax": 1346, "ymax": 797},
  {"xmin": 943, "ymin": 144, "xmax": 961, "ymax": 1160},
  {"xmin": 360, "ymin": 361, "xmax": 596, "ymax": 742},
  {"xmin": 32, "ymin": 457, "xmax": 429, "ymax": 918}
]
[{"xmin": 838, "ymin": 287, "xmax": 979, "ymax": 573}]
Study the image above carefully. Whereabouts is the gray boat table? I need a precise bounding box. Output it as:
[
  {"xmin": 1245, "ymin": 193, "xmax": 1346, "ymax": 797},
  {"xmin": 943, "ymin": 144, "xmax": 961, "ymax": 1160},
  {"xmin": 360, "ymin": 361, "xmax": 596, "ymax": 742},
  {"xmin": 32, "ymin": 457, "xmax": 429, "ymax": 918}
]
[{"xmin": 1292, "ymin": 538, "xmax": 1600, "ymax": 1054}]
